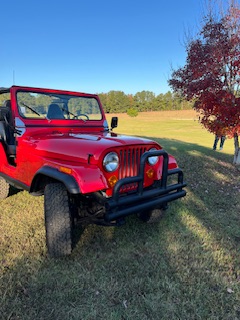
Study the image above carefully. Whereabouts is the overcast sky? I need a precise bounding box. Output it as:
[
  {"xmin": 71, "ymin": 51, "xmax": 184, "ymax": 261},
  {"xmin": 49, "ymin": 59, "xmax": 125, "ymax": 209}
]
[{"xmin": 0, "ymin": 0, "xmax": 215, "ymax": 95}]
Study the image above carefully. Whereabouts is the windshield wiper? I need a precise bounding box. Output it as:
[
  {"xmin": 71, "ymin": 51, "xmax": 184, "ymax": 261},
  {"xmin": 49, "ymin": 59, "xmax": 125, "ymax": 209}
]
[
  {"xmin": 21, "ymin": 102, "xmax": 41, "ymax": 116},
  {"xmin": 60, "ymin": 106, "xmax": 78, "ymax": 119}
]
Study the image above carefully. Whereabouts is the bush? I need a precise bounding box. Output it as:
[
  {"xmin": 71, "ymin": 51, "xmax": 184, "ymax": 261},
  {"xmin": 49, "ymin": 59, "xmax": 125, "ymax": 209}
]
[{"xmin": 127, "ymin": 108, "xmax": 138, "ymax": 117}]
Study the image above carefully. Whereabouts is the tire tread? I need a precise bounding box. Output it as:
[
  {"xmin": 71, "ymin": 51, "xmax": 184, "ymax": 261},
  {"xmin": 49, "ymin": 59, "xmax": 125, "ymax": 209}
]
[{"xmin": 44, "ymin": 182, "xmax": 72, "ymax": 257}]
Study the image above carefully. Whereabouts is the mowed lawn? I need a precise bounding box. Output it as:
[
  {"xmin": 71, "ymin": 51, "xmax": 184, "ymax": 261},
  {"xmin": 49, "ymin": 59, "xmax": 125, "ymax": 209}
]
[
  {"xmin": 107, "ymin": 110, "xmax": 234, "ymax": 154},
  {"xmin": 0, "ymin": 110, "xmax": 239, "ymax": 320}
]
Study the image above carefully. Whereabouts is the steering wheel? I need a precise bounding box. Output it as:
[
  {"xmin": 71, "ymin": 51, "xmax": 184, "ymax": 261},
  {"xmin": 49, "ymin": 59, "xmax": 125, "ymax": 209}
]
[{"xmin": 77, "ymin": 113, "xmax": 89, "ymax": 120}]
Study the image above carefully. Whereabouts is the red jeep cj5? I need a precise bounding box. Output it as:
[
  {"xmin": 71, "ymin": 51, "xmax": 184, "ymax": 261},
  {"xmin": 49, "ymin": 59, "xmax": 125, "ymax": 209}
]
[{"xmin": 0, "ymin": 86, "xmax": 186, "ymax": 257}]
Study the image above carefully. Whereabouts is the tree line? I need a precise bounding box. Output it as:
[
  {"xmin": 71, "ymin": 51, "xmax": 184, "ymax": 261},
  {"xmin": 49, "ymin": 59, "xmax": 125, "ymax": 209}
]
[
  {"xmin": 98, "ymin": 90, "xmax": 194, "ymax": 113},
  {"xmin": 0, "ymin": 90, "xmax": 193, "ymax": 114}
]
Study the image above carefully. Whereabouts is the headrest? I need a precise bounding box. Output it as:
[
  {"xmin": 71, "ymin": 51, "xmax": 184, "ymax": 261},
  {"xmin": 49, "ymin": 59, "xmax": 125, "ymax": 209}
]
[
  {"xmin": 0, "ymin": 107, "xmax": 10, "ymax": 120},
  {"xmin": 47, "ymin": 103, "xmax": 65, "ymax": 119},
  {"xmin": 3, "ymin": 100, "xmax": 11, "ymax": 108}
]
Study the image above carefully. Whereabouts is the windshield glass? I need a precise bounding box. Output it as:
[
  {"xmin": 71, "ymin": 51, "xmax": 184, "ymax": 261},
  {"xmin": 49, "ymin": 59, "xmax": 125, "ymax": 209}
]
[{"xmin": 16, "ymin": 91, "xmax": 102, "ymax": 120}]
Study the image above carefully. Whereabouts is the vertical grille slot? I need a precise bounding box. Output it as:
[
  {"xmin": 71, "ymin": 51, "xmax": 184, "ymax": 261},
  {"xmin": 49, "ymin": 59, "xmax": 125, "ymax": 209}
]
[{"xmin": 119, "ymin": 146, "xmax": 147, "ymax": 179}]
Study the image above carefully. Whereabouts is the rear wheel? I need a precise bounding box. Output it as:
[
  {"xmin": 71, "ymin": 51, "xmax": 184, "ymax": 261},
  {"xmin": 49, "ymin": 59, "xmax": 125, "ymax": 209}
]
[
  {"xmin": 138, "ymin": 208, "xmax": 164, "ymax": 223},
  {"xmin": 0, "ymin": 178, "xmax": 10, "ymax": 200},
  {"xmin": 44, "ymin": 182, "xmax": 73, "ymax": 257}
]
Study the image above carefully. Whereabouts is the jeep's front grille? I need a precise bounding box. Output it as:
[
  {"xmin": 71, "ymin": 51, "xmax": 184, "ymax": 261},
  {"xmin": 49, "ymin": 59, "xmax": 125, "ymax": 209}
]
[{"xmin": 118, "ymin": 146, "xmax": 147, "ymax": 179}]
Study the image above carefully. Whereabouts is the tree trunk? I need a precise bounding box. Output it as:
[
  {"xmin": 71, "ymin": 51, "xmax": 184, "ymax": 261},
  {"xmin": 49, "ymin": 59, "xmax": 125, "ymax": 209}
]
[{"xmin": 233, "ymin": 133, "xmax": 240, "ymax": 165}]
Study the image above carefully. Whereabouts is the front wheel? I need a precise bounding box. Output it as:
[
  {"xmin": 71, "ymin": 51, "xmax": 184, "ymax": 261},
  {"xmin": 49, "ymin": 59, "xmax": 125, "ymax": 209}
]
[
  {"xmin": 0, "ymin": 178, "xmax": 10, "ymax": 200},
  {"xmin": 138, "ymin": 208, "xmax": 165, "ymax": 223},
  {"xmin": 44, "ymin": 182, "xmax": 73, "ymax": 257}
]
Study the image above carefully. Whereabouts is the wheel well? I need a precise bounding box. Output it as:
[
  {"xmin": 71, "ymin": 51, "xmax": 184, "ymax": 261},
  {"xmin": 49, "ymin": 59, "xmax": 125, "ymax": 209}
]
[
  {"xmin": 30, "ymin": 166, "xmax": 81, "ymax": 196},
  {"xmin": 30, "ymin": 174, "xmax": 55, "ymax": 195}
]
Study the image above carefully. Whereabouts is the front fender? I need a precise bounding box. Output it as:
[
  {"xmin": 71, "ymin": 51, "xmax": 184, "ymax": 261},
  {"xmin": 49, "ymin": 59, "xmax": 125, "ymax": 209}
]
[
  {"xmin": 168, "ymin": 154, "xmax": 178, "ymax": 170},
  {"xmin": 31, "ymin": 165, "xmax": 108, "ymax": 195},
  {"xmin": 72, "ymin": 165, "xmax": 108, "ymax": 194},
  {"xmin": 31, "ymin": 166, "xmax": 80, "ymax": 195}
]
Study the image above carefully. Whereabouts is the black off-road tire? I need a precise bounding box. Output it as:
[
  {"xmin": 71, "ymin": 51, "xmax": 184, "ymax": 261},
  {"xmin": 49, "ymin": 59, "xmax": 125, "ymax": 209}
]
[
  {"xmin": 0, "ymin": 177, "xmax": 10, "ymax": 200},
  {"xmin": 138, "ymin": 208, "xmax": 164, "ymax": 224},
  {"xmin": 44, "ymin": 182, "xmax": 73, "ymax": 257}
]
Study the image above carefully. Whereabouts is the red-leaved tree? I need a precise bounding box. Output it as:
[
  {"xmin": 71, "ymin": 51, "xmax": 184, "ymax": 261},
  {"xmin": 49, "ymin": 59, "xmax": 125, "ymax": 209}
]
[{"xmin": 169, "ymin": 2, "xmax": 240, "ymax": 165}]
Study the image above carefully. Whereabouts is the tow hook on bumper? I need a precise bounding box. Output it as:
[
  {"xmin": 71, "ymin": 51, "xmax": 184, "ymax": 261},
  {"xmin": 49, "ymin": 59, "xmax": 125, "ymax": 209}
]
[{"xmin": 104, "ymin": 149, "xmax": 187, "ymax": 222}]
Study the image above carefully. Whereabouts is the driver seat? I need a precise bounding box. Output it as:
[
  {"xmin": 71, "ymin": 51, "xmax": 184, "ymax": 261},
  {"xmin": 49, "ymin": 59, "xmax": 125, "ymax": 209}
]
[
  {"xmin": 0, "ymin": 100, "xmax": 16, "ymax": 157},
  {"xmin": 47, "ymin": 104, "xmax": 65, "ymax": 119}
]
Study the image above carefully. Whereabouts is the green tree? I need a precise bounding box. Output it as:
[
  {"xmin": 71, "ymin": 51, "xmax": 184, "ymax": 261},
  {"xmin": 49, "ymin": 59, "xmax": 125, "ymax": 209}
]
[
  {"xmin": 105, "ymin": 91, "xmax": 129, "ymax": 113},
  {"xmin": 133, "ymin": 91, "xmax": 155, "ymax": 111}
]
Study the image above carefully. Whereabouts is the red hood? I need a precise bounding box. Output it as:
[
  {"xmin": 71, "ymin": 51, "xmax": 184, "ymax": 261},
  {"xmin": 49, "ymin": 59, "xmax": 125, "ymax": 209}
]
[{"xmin": 28, "ymin": 131, "xmax": 160, "ymax": 164}]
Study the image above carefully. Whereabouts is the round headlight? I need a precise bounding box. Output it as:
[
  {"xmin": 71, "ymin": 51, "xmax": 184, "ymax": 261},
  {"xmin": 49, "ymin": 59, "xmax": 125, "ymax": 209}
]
[
  {"xmin": 103, "ymin": 152, "xmax": 119, "ymax": 172},
  {"xmin": 148, "ymin": 148, "xmax": 159, "ymax": 165}
]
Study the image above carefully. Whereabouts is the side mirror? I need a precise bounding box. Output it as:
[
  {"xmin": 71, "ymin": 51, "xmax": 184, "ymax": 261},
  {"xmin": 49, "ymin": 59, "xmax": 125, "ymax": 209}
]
[{"xmin": 111, "ymin": 117, "xmax": 118, "ymax": 130}]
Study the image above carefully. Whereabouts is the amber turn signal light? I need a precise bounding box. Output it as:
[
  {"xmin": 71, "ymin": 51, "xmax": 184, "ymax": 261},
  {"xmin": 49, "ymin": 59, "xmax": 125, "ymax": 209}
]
[
  {"xmin": 108, "ymin": 175, "xmax": 118, "ymax": 187},
  {"xmin": 146, "ymin": 168, "xmax": 154, "ymax": 179},
  {"xmin": 59, "ymin": 166, "xmax": 72, "ymax": 174}
]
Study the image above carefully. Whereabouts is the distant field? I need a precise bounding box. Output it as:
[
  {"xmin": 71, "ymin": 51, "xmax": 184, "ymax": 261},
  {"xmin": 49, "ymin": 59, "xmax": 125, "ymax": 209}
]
[
  {"xmin": 110, "ymin": 109, "xmax": 198, "ymax": 120},
  {"xmin": 107, "ymin": 110, "xmax": 234, "ymax": 155},
  {"xmin": 1, "ymin": 110, "xmax": 239, "ymax": 320}
]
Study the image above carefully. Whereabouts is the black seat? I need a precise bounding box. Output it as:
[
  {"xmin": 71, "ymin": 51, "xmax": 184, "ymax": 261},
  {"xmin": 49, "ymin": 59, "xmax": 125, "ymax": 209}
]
[
  {"xmin": 0, "ymin": 100, "xmax": 16, "ymax": 156},
  {"xmin": 0, "ymin": 106, "xmax": 10, "ymax": 121},
  {"xmin": 47, "ymin": 104, "xmax": 65, "ymax": 119},
  {"xmin": 3, "ymin": 100, "xmax": 11, "ymax": 109}
]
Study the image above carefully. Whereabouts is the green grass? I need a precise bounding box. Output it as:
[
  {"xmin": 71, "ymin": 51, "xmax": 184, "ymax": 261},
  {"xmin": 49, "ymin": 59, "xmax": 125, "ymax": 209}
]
[{"xmin": 1, "ymin": 110, "xmax": 240, "ymax": 320}]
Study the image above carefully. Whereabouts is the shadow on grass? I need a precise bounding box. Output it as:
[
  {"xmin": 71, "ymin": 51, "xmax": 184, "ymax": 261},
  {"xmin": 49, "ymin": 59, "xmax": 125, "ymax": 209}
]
[
  {"xmin": 1, "ymin": 138, "xmax": 240, "ymax": 319},
  {"xmin": 9, "ymin": 185, "xmax": 22, "ymax": 197},
  {"xmin": 149, "ymin": 137, "xmax": 239, "ymax": 241}
]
